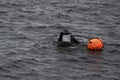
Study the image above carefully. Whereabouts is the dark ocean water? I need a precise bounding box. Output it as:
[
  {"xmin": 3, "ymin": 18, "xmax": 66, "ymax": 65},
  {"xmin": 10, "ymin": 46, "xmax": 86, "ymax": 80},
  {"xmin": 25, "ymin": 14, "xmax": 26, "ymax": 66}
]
[{"xmin": 0, "ymin": 0, "xmax": 120, "ymax": 80}]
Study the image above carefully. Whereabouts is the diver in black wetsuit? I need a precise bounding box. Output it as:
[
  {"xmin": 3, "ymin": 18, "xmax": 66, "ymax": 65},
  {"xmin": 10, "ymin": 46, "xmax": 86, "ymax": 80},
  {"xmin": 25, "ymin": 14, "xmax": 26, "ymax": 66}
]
[{"xmin": 57, "ymin": 29, "xmax": 79, "ymax": 47}]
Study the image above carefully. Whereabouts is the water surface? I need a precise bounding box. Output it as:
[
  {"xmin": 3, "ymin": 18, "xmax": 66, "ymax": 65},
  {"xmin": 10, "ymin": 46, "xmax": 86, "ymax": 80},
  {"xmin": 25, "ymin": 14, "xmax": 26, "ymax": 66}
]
[{"xmin": 0, "ymin": 0, "xmax": 120, "ymax": 80}]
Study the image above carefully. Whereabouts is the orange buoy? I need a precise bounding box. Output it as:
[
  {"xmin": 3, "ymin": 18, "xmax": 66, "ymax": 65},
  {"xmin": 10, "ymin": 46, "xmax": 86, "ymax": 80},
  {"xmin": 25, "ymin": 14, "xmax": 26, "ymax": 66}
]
[{"xmin": 87, "ymin": 38, "xmax": 104, "ymax": 51}]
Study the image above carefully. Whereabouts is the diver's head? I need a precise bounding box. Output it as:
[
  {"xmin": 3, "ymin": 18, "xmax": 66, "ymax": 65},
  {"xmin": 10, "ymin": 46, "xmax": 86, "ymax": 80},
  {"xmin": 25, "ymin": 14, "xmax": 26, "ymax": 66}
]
[
  {"xmin": 57, "ymin": 29, "xmax": 79, "ymax": 47},
  {"xmin": 58, "ymin": 29, "xmax": 72, "ymax": 42},
  {"xmin": 62, "ymin": 29, "xmax": 71, "ymax": 35}
]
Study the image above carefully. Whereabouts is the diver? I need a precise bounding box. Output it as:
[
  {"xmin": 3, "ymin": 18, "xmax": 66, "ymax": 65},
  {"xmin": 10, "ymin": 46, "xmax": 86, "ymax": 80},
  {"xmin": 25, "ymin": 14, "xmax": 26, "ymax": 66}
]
[{"xmin": 57, "ymin": 29, "xmax": 79, "ymax": 47}]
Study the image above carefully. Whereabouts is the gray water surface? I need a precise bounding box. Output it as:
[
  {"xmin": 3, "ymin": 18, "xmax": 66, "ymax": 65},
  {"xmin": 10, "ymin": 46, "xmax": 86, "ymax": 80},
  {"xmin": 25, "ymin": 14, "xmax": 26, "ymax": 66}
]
[{"xmin": 0, "ymin": 0, "xmax": 120, "ymax": 80}]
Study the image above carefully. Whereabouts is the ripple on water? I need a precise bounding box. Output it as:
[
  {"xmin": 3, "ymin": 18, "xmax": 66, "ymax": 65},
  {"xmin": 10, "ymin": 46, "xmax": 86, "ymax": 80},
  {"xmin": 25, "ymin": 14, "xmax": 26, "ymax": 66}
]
[{"xmin": 0, "ymin": 0, "xmax": 119, "ymax": 80}]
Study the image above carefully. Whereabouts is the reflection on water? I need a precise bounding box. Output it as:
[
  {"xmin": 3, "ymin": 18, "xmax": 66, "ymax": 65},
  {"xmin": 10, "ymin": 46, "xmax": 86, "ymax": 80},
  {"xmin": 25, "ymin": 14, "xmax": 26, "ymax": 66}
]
[
  {"xmin": 86, "ymin": 51, "xmax": 103, "ymax": 80},
  {"xmin": 87, "ymin": 50, "xmax": 103, "ymax": 71},
  {"xmin": 87, "ymin": 50, "xmax": 103, "ymax": 57}
]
